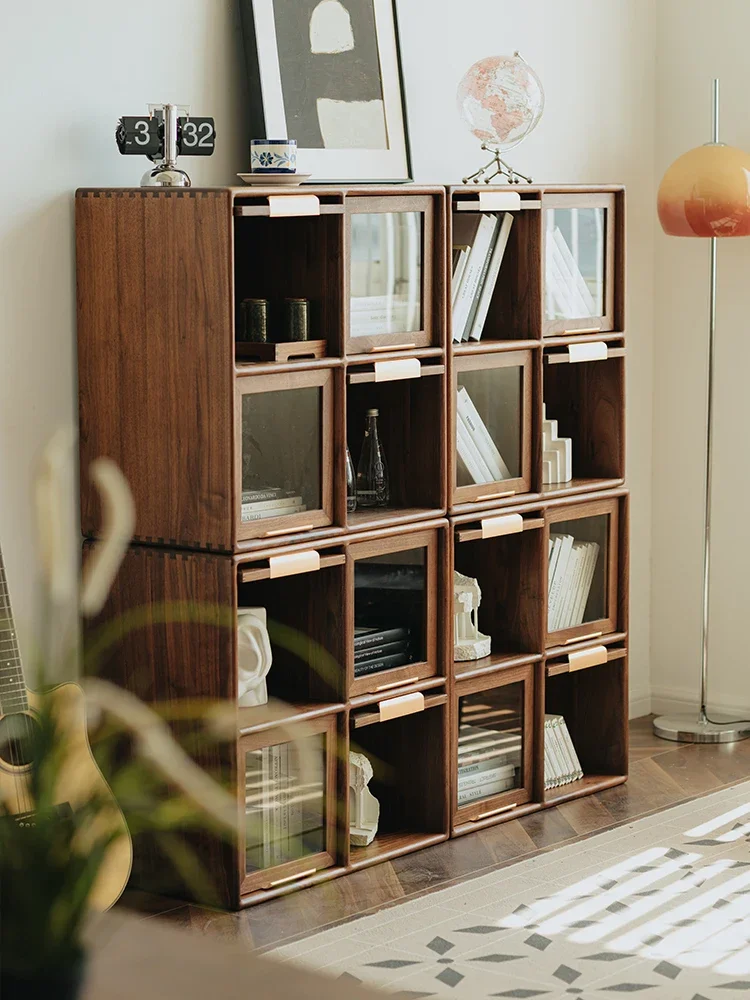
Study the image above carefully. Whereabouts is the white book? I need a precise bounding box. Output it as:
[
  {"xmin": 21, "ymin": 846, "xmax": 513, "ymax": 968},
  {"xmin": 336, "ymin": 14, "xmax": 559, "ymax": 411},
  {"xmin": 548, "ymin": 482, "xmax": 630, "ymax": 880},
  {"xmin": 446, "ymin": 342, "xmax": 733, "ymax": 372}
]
[
  {"xmin": 548, "ymin": 536, "xmax": 562, "ymax": 591},
  {"xmin": 544, "ymin": 718, "xmax": 564, "ymax": 787},
  {"xmin": 458, "ymin": 762, "xmax": 516, "ymax": 792},
  {"xmin": 552, "ymin": 227, "xmax": 596, "ymax": 316},
  {"xmin": 550, "ymin": 231, "xmax": 591, "ymax": 317},
  {"xmin": 560, "ymin": 718, "xmax": 584, "ymax": 780},
  {"xmin": 573, "ymin": 542, "xmax": 600, "ymax": 626},
  {"xmin": 462, "ymin": 216, "xmax": 503, "ymax": 341},
  {"xmin": 457, "ymin": 386, "xmax": 512, "ymax": 481},
  {"xmin": 452, "ymin": 247, "xmax": 470, "ymax": 308},
  {"xmin": 558, "ymin": 543, "xmax": 585, "ymax": 632},
  {"xmin": 458, "ymin": 775, "xmax": 516, "ymax": 806},
  {"xmin": 269, "ymin": 746, "xmax": 284, "ymax": 867},
  {"xmin": 456, "ymin": 413, "xmax": 494, "ymax": 484},
  {"xmin": 550, "ymin": 716, "xmax": 575, "ymax": 784},
  {"xmin": 548, "ymin": 534, "xmax": 574, "ymax": 631},
  {"xmin": 545, "ymin": 239, "xmax": 577, "ymax": 318},
  {"xmin": 452, "ymin": 214, "xmax": 500, "ymax": 342},
  {"xmin": 458, "ymin": 754, "xmax": 517, "ymax": 779},
  {"xmin": 241, "ymin": 503, "xmax": 307, "ymax": 523},
  {"xmin": 558, "ymin": 718, "xmax": 583, "ymax": 782},
  {"xmin": 469, "ymin": 213, "xmax": 514, "ymax": 341},
  {"xmin": 261, "ymin": 746, "xmax": 272, "ymax": 869},
  {"xmin": 242, "ymin": 495, "xmax": 303, "ymax": 514},
  {"xmin": 543, "ymin": 737, "xmax": 556, "ymax": 790}
]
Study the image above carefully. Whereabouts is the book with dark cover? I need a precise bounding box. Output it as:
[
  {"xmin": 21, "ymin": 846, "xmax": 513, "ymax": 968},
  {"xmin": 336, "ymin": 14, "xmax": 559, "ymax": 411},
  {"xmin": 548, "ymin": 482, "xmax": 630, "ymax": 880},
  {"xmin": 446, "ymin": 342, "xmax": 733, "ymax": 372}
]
[
  {"xmin": 353, "ymin": 652, "xmax": 412, "ymax": 678},
  {"xmin": 354, "ymin": 639, "xmax": 411, "ymax": 664},
  {"xmin": 353, "ymin": 626, "xmax": 411, "ymax": 651}
]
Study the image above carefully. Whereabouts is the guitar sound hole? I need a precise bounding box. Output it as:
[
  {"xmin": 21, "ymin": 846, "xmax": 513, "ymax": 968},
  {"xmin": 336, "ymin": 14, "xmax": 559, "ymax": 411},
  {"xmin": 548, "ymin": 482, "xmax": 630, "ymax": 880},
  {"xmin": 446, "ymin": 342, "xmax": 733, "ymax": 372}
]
[{"xmin": 0, "ymin": 713, "xmax": 39, "ymax": 767}]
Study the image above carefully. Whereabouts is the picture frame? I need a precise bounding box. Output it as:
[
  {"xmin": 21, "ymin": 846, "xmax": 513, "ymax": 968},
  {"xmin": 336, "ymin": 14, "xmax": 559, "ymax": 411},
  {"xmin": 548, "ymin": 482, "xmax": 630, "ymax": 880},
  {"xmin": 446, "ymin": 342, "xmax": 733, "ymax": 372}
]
[{"xmin": 239, "ymin": 0, "xmax": 411, "ymax": 182}]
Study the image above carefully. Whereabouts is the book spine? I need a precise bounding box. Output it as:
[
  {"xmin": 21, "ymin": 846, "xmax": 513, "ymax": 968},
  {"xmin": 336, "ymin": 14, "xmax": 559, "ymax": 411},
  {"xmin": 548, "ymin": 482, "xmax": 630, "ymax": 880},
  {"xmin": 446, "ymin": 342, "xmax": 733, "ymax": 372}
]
[
  {"xmin": 354, "ymin": 640, "xmax": 410, "ymax": 664},
  {"xmin": 261, "ymin": 746, "xmax": 271, "ymax": 869},
  {"xmin": 453, "ymin": 214, "xmax": 498, "ymax": 342},
  {"xmin": 242, "ymin": 495, "xmax": 303, "ymax": 513},
  {"xmin": 241, "ymin": 504, "xmax": 306, "ymax": 523},
  {"xmin": 241, "ymin": 487, "xmax": 285, "ymax": 503},
  {"xmin": 544, "ymin": 719, "xmax": 564, "ymax": 787},
  {"xmin": 558, "ymin": 544, "xmax": 583, "ymax": 632},
  {"xmin": 552, "ymin": 228, "xmax": 596, "ymax": 316},
  {"xmin": 469, "ymin": 213, "xmax": 514, "ymax": 341},
  {"xmin": 575, "ymin": 543, "xmax": 600, "ymax": 626},
  {"xmin": 458, "ymin": 775, "xmax": 516, "ymax": 805},
  {"xmin": 457, "ymin": 387, "xmax": 512, "ymax": 481},
  {"xmin": 549, "ymin": 535, "xmax": 573, "ymax": 631},
  {"xmin": 452, "ymin": 247, "xmax": 469, "ymax": 308},
  {"xmin": 456, "ymin": 413, "xmax": 494, "ymax": 484},
  {"xmin": 353, "ymin": 652, "xmax": 411, "ymax": 677},
  {"xmin": 560, "ymin": 719, "xmax": 584, "ymax": 780},
  {"xmin": 550, "ymin": 718, "xmax": 574, "ymax": 785},
  {"xmin": 457, "ymin": 762, "xmax": 516, "ymax": 791},
  {"xmin": 462, "ymin": 219, "xmax": 501, "ymax": 340},
  {"xmin": 354, "ymin": 627, "xmax": 410, "ymax": 651}
]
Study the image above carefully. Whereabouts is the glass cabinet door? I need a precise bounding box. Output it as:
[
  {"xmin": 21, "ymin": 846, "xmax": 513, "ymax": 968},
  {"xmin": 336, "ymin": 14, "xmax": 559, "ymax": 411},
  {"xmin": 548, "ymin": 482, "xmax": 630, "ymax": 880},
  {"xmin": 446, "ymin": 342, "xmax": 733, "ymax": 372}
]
[
  {"xmin": 453, "ymin": 350, "xmax": 533, "ymax": 503},
  {"xmin": 546, "ymin": 498, "xmax": 620, "ymax": 644},
  {"xmin": 455, "ymin": 667, "xmax": 533, "ymax": 822},
  {"xmin": 236, "ymin": 370, "xmax": 334, "ymax": 540},
  {"xmin": 241, "ymin": 716, "xmax": 337, "ymax": 894},
  {"xmin": 346, "ymin": 196, "xmax": 435, "ymax": 353},
  {"xmin": 543, "ymin": 194, "xmax": 617, "ymax": 336},
  {"xmin": 349, "ymin": 529, "xmax": 438, "ymax": 697}
]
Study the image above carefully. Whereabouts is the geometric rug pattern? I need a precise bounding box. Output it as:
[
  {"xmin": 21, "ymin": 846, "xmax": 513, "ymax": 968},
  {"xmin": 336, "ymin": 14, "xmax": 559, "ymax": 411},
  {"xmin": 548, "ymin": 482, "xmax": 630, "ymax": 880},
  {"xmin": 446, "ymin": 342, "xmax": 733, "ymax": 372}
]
[{"xmin": 271, "ymin": 781, "xmax": 750, "ymax": 998}]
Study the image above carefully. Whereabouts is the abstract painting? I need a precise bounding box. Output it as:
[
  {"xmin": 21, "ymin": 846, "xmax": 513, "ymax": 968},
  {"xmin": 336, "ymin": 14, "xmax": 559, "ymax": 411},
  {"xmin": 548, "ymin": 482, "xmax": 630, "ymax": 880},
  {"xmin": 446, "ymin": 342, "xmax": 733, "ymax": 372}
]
[{"xmin": 240, "ymin": 0, "xmax": 411, "ymax": 181}]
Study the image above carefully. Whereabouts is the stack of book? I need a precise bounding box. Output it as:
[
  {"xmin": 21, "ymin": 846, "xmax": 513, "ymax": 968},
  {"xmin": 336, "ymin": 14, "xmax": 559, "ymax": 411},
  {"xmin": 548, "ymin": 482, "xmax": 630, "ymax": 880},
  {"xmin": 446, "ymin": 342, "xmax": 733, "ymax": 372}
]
[
  {"xmin": 244, "ymin": 744, "xmax": 325, "ymax": 871},
  {"xmin": 354, "ymin": 626, "xmax": 412, "ymax": 678},
  {"xmin": 242, "ymin": 487, "xmax": 307, "ymax": 523},
  {"xmin": 457, "ymin": 723, "xmax": 522, "ymax": 806},
  {"xmin": 456, "ymin": 385, "xmax": 512, "ymax": 486},
  {"xmin": 548, "ymin": 533, "xmax": 600, "ymax": 631},
  {"xmin": 544, "ymin": 714, "xmax": 584, "ymax": 789},
  {"xmin": 542, "ymin": 404, "xmax": 573, "ymax": 485},
  {"xmin": 545, "ymin": 225, "xmax": 597, "ymax": 320},
  {"xmin": 350, "ymin": 293, "xmax": 419, "ymax": 338},
  {"xmin": 452, "ymin": 212, "xmax": 514, "ymax": 342}
]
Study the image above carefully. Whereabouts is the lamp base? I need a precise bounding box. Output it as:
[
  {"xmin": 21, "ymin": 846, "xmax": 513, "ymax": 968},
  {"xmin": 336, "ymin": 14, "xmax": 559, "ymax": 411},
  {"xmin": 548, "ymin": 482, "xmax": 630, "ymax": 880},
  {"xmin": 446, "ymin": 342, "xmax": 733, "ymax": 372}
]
[{"xmin": 653, "ymin": 712, "xmax": 750, "ymax": 744}]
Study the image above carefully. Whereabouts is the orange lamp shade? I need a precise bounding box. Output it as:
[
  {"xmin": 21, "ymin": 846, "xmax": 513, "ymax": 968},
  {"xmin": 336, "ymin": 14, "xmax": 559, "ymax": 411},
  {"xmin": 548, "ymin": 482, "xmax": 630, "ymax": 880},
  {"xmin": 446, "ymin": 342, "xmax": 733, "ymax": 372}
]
[{"xmin": 657, "ymin": 143, "xmax": 750, "ymax": 237}]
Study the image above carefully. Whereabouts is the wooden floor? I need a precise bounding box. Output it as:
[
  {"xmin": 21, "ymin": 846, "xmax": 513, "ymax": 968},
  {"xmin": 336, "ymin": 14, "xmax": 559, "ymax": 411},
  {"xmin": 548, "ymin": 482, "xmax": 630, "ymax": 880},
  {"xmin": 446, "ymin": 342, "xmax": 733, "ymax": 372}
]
[{"xmin": 124, "ymin": 716, "xmax": 750, "ymax": 950}]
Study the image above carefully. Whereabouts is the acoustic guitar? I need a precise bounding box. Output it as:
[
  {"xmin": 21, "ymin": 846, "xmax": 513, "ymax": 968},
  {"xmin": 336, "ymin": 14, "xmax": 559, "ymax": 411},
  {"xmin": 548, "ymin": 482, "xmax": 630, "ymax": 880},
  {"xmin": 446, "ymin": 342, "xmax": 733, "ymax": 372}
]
[{"xmin": 0, "ymin": 548, "xmax": 132, "ymax": 910}]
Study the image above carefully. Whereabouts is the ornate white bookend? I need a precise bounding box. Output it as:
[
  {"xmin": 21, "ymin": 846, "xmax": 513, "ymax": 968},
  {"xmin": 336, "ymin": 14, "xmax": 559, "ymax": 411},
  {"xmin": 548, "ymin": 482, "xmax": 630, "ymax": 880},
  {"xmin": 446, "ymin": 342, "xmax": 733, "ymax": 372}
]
[
  {"xmin": 237, "ymin": 607, "xmax": 272, "ymax": 707},
  {"xmin": 349, "ymin": 751, "xmax": 380, "ymax": 847},
  {"xmin": 542, "ymin": 404, "xmax": 573, "ymax": 485},
  {"xmin": 454, "ymin": 571, "xmax": 492, "ymax": 661}
]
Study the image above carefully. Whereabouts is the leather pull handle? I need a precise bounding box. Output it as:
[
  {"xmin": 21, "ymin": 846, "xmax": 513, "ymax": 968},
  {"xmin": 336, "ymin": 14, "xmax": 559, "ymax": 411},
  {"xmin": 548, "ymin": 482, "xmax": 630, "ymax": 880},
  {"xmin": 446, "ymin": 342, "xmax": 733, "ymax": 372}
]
[
  {"xmin": 378, "ymin": 691, "xmax": 424, "ymax": 722},
  {"xmin": 268, "ymin": 550, "xmax": 321, "ymax": 579},
  {"xmin": 568, "ymin": 644, "xmax": 608, "ymax": 672},
  {"xmin": 568, "ymin": 341, "xmax": 608, "ymax": 363},
  {"xmin": 481, "ymin": 513, "xmax": 523, "ymax": 539},
  {"xmin": 374, "ymin": 358, "xmax": 421, "ymax": 382},
  {"xmin": 268, "ymin": 194, "xmax": 320, "ymax": 218}
]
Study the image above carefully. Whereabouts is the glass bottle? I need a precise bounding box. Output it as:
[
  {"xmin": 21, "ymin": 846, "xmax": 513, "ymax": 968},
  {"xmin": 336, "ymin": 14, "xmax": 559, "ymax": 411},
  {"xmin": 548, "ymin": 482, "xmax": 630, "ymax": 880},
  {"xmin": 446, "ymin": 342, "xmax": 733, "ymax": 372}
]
[
  {"xmin": 346, "ymin": 446, "xmax": 357, "ymax": 513},
  {"xmin": 356, "ymin": 409, "xmax": 389, "ymax": 508}
]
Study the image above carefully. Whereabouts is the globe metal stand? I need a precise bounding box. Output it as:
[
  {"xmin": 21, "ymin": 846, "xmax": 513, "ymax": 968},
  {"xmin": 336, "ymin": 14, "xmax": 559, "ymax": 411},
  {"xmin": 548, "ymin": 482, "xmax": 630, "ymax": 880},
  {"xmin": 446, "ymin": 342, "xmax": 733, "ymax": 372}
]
[{"xmin": 462, "ymin": 145, "xmax": 533, "ymax": 185}]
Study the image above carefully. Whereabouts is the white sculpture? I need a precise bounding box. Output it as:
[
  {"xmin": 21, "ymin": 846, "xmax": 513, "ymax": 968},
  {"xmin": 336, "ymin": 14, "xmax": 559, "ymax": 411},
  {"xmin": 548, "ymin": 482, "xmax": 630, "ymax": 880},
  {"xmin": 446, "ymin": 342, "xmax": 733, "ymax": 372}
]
[
  {"xmin": 237, "ymin": 607, "xmax": 273, "ymax": 707},
  {"xmin": 349, "ymin": 751, "xmax": 380, "ymax": 847},
  {"xmin": 454, "ymin": 571, "xmax": 492, "ymax": 661}
]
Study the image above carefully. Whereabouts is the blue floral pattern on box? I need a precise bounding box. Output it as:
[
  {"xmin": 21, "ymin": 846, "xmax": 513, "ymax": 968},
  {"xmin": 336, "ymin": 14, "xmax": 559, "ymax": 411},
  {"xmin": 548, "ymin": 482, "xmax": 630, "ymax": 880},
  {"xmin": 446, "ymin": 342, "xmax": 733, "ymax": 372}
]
[{"xmin": 250, "ymin": 140, "xmax": 297, "ymax": 174}]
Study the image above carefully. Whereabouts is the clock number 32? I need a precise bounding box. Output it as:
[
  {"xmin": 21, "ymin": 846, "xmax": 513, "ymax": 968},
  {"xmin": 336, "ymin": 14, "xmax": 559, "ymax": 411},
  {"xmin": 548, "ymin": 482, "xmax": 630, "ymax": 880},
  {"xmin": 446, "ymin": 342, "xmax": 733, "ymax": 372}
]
[{"xmin": 181, "ymin": 121, "xmax": 214, "ymax": 149}]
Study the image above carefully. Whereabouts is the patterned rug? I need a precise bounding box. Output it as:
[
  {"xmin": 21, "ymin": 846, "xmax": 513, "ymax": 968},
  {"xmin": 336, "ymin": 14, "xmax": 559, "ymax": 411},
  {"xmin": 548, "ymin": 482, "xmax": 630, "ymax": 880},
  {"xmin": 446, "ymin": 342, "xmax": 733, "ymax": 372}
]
[{"xmin": 271, "ymin": 781, "xmax": 750, "ymax": 999}]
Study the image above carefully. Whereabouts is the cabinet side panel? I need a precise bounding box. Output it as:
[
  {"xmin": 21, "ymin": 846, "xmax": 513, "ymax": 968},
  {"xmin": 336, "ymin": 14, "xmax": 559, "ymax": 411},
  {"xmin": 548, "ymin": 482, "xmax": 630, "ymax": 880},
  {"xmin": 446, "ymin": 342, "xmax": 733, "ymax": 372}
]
[
  {"xmin": 76, "ymin": 190, "xmax": 234, "ymax": 551},
  {"xmin": 83, "ymin": 544, "xmax": 238, "ymax": 908}
]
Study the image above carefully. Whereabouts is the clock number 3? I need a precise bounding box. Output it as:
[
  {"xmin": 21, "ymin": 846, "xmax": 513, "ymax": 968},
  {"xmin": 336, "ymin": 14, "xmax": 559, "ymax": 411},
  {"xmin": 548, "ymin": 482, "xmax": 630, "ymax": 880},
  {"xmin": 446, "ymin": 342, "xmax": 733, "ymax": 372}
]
[{"xmin": 134, "ymin": 120, "xmax": 151, "ymax": 145}]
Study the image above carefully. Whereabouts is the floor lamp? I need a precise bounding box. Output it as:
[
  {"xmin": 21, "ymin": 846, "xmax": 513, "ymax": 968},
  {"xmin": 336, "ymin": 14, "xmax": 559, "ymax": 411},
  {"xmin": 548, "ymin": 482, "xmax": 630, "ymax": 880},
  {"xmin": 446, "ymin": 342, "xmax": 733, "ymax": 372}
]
[{"xmin": 653, "ymin": 79, "xmax": 750, "ymax": 743}]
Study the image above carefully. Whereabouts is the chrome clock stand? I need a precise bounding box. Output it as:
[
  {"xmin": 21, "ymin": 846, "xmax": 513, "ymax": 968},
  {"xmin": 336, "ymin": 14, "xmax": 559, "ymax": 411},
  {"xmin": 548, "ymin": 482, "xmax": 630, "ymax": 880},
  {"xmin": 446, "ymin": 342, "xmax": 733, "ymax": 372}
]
[
  {"xmin": 653, "ymin": 81, "xmax": 749, "ymax": 745},
  {"xmin": 462, "ymin": 145, "xmax": 533, "ymax": 186},
  {"xmin": 142, "ymin": 103, "xmax": 191, "ymax": 188}
]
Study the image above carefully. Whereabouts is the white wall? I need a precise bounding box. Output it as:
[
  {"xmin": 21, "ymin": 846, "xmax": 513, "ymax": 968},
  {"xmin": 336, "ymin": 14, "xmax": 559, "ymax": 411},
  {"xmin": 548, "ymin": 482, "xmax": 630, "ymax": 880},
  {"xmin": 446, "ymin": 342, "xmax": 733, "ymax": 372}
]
[
  {"xmin": 1, "ymin": 1, "xmax": 655, "ymax": 715},
  {"xmin": 652, "ymin": 0, "xmax": 750, "ymax": 717}
]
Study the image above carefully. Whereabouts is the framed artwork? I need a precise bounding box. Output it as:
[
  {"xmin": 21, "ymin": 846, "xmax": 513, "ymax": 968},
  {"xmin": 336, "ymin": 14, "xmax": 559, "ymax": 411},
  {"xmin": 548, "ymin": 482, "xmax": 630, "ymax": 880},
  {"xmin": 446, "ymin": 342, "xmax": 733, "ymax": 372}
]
[{"xmin": 239, "ymin": 0, "xmax": 411, "ymax": 182}]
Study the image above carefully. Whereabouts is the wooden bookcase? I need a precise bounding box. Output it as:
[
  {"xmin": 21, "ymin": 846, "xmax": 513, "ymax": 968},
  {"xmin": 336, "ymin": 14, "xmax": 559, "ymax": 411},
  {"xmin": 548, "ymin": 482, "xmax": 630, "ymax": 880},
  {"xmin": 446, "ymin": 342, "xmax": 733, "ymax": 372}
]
[{"xmin": 77, "ymin": 182, "xmax": 628, "ymax": 909}]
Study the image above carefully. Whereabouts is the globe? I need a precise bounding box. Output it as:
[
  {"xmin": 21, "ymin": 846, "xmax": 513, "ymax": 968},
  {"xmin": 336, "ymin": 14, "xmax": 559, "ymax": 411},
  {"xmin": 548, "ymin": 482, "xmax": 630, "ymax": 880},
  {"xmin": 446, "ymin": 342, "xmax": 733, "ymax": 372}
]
[{"xmin": 457, "ymin": 54, "xmax": 545, "ymax": 152}]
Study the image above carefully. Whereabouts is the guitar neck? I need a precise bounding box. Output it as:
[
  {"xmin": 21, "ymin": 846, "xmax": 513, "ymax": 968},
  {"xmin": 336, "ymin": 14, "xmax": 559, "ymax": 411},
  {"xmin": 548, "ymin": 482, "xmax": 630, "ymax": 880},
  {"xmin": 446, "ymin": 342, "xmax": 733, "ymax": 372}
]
[{"xmin": 0, "ymin": 550, "xmax": 28, "ymax": 714}]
